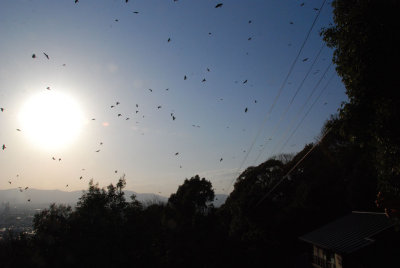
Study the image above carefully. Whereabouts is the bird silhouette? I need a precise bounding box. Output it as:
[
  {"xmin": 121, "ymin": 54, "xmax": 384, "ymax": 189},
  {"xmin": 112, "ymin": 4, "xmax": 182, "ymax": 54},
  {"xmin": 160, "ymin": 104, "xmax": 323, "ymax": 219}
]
[
  {"xmin": 16, "ymin": 129, "xmax": 21, "ymax": 131},
  {"xmin": 79, "ymin": 176, "xmax": 83, "ymax": 180},
  {"xmin": 157, "ymin": 106, "xmax": 162, "ymax": 109},
  {"xmin": 248, "ymin": 37, "xmax": 252, "ymax": 41},
  {"xmin": 168, "ymin": 38, "xmax": 171, "ymax": 42},
  {"xmin": 202, "ymin": 78, "xmax": 206, "ymax": 82},
  {"xmin": 136, "ymin": 104, "xmax": 139, "ymax": 108},
  {"xmin": 220, "ymin": 158, "xmax": 223, "ymax": 162},
  {"xmin": 100, "ymin": 142, "xmax": 103, "ymax": 145},
  {"xmin": 254, "ymin": 100, "xmax": 257, "ymax": 103},
  {"xmin": 25, "ymin": 187, "xmax": 28, "ymax": 190},
  {"xmin": 95, "ymin": 150, "xmax": 100, "ymax": 152},
  {"xmin": 2, "ymin": 144, "xmax": 6, "ymax": 150},
  {"xmin": 46, "ymin": 86, "xmax": 50, "ymax": 90},
  {"xmin": 248, "ymin": 20, "xmax": 252, "ymax": 23},
  {"xmin": 300, "ymin": 3, "xmax": 304, "ymax": 6},
  {"xmin": 8, "ymin": 181, "xmax": 11, "ymax": 184},
  {"xmin": 215, "ymin": 3, "xmax": 223, "ymax": 8},
  {"xmin": 66, "ymin": 184, "xmax": 68, "ymax": 187},
  {"xmin": 115, "ymin": 19, "xmax": 119, "ymax": 22},
  {"xmin": 32, "ymin": 54, "xmax": 36, "ymax": 58},
  {"xmin": 290, "ymin": 21, "xmax": 294, "ymax": 25},
  {"xmin": 115, "ymin": 170, "xmax": 118, "ymax": 173},
  {"xmin": 302, "ymin": 58, "xmax": 309, "ymax": 62},
  {"xmin": 133, "ymin": 11, "xmax": 139, "ymax": 14},
  {"xmin": 245, "ymin": 107, "xmax": 248, "ymax": 113},
  {"xmin": 58, "ymin": 158, "xmax": 61, "ymax": 161},
  {"xmin": 52, "ymin": 157, "xmax": 56, "ymax": 160},
  {"xmin": 175, "ymin": 152, "xmax": 179, "ymax": 156},
  {"xmin": 1, "ymin": 108, "xmax": 4, "ymax": 112},
  {"xmin": 118, "ymin": 114, "xmax": 122, "ymax": 117},
  {"xmin": 92, "ymin": 118, "xmax": 96, "ymax": 120},
  {"xmin": 313, "ymin": 8, "xmax": 319, "ymax": 11},
  {"xmin": 148, "ymin": 88, "xmax": 153, "ymax": 92},
  {"xmin": 116, "ymin": 102, "xmax": 120, "ymax": 105},
  {"xmin": 111, "ymin": 105, "xmax": 115, "ymax": 108},
  {"xmin": 28, "ymin": 199, "xmax": 31, "ymax": 202},
  {"xmin": 43, "ymin": 52, "xmax": 49, "ymax": 59},
  {"xmin": 207, "ymin": 68, "xmax": 210, "ymax": 72},
  {"xmin": 184, "ymin": 75, "xmax": 187, "ymax": 80},
  {"xmin": 126, "ymin": 117, "xmax": 130, "ymax": 120},
  {"xmin": 243, "ymin": 80, "xmax": 248, "ymax": 84}
]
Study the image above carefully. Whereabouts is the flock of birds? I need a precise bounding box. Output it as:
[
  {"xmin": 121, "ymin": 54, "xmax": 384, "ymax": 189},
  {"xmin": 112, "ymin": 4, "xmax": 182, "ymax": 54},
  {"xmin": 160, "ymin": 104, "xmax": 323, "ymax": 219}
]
[{"xmin": 1, "ymin": 1, "xmax": 329, "ymax": 202}]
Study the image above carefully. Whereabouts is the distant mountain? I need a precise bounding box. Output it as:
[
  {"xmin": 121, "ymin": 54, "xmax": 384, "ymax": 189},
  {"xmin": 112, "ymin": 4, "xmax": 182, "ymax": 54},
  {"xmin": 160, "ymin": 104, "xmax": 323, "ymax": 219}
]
[{"xmin": 0, "ymin": 189, "xmax": 227, "ymax": 207}]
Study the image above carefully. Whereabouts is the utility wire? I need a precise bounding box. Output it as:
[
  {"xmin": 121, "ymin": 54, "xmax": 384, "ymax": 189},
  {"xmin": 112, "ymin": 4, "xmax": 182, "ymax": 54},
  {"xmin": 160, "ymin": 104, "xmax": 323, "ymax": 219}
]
[
  {"xmin": 277, "ymin": 69, "xmax": 335, "ymax": 154},
  {"xmin": 252, "ymin": 43, "xmax": 326, "ymax": 165},
  {"xmin": 268, "ymin": 62, "xmax": 333, "ymax": 157},
  {"xmin": 225, "ymin": 0, "xmax": 328, "ymax": 193},
  {"xmin": 255, "ymin": 127, "xmax": 331, "ymax": 207}
]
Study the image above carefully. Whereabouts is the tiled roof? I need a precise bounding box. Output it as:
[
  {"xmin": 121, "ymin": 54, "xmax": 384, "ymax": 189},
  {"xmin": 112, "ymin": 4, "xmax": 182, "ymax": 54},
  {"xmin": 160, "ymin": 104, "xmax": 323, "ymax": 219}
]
[{"xmin": 299, "ymin": 211, "xmax": 394, "ymax": 254}]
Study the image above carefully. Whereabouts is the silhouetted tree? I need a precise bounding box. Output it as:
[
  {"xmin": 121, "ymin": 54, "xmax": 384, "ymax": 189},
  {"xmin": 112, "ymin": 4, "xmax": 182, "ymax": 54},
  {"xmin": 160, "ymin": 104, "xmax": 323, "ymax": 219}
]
[{"xmin": 322, "ymin": 0, "xmax": 400, "ymax": 216}]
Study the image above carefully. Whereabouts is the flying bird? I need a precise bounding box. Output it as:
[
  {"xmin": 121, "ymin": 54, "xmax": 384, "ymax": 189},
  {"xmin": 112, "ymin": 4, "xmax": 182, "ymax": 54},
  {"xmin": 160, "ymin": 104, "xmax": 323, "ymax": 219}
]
[
  {"xmin": 28, "ymin": 199, "xmax": 31, "ymax": 202},
  {"xmin": 118, "ymin": 114, "xmax": 122, "ymax": 117},
  {"xmin": 207, "ymin": 68, "xmax": 210, "ymax": 72},
  {"xmin": 115, "ymin": 170, "xmax": 118, "ymax": 173},
  {"xmin": 248, "ymin": 20, "xmax": 252, "ymax": 23},
  {"xmin": 32, "ymin": 54, "xmax": 36, "ymax": 58},
  {"xmin": 8, "ymin": 181, "xmax": 11, "ymax": 184},
  {"xmin": 58, "ymin": 158, "xmax": 61, "ymax": 161},
  {"xmin": 133, "ymin": 11, "xmax": 139, "ymax": 14},
  {"xmin": 148, "ymin": 88, "xmax": 153, "ymax": 92},
  {"xmin": 300, "ymin": 3, "xmax": 304, "ymax": 7},
  {"xmin": 75, "ymin": 0, "xmax": 78, "ymax": 3},
  {"xmin": 126, "ymin": 117, "xmax": 130, "ymax": 120},
  {"xmin": 0, "ymin": 108, "xmax": 3, "ymax": 112},
  {"xmin": 302, "ymin": 58, "xmax": 309, "ymax": 62},
  {"xmin": 136, "ymin": 104, "xmax": 139, "ymax": 108},
  {"xmin": 100, "ymin": 142, "xmax": 103, "ymax": 145},
  {"xmin": 79, "ymin": 176, "xmax": 83, "ymax": 180},
  {"xmin": 52, "ymin": 157, "xmax": 56, "ymax": 160},
  {"xmin": 43, "ymin": 52, "xmax": 49, "ymax": 59},
  {"xmin": 243, "ymin": 80, "xmax": 248, "ymax": 84},
  {"xmin": 115, "ymin": 19, "xmax": 119, "ymax": 22},
  {"xmin": 220, "ymin": 158, "xmax": 223, "ymax": 162},
  {"xmin": 111, "ymin": 105, "xmax": 115, "ymax": 108},
  {"xmin": 245, "ymin": 107, "xmax": 248, "ymax": 113},
  {"xmin": 16, "ymin": 129, "xmax": 21, "ymax": 131},
  {"xmin": 175, "ymin": 152, "xmax": 179, "ymax": 156},
  {"xmin": 116, "ymin": 102, "xmax": 120, "ymax": 105},
  {"xmin": 184, "ymin": 75, "xmax": 187, "ymax": 80},
  {"xmin": 157, "ymin": 106, "xmax": 162, "ymax": 109},
  {"xmin": 66, "ymin": 184, "xmax": 68, "ymax": 187},
  {"xmin": 92, "ymin": 118, "xmax": 96, "ymax": 120},
  {"xmin": 168, "ymin": 38, "xmax": 171, "ymax": 42},
  {"xmin": 25, "ymin": 187, "xmax": 28, "ymax": 190},
  {"xmin": 202, "ymin": 78, "xmax": 206, "ymax": 82},
  {"xmin": 313, "ymin": 8, "xmax": 319, "ymax": 11},
  {"xmin": 248, "ymin": 37, "xmax": 252, "ymax": 41},
  {"xmin": 2, "ymin": 144, "xmax": 5, "ymax": 150},
  {"xmin": 46, "ymin": 86, "xmax": 50, "ymax": 90},
  {"xmin": 95, "ymin": 149, "xmax": 100, "ymax": 152},
  {"xmin": 254, "ymin": 100, "xmax": 257, "ymax": 103},
  {"xmin": 215, "ymin": 3, "xmax": 223, "ymax": 8}
]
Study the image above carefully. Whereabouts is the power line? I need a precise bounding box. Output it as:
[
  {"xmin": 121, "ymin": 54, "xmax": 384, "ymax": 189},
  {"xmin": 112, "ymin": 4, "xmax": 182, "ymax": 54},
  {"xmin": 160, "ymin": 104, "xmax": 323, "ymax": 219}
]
[
  {"xmin": 225, "ymin": 0, "xmax": 328, "ymax": 194},
  {"xmin": 255, "ymin": 127, "xmax": 332, "ymax": 207},
  {"xmin": 252, "ymin": 43, "xmax": 326, "ymax": 165},
  {"xmin": 268, "ymin": 62, "xmax": 333, "ymax": 157},
  {"xmin": 277, "ymin": 68, "xmax": 335, "ymax": 154}
]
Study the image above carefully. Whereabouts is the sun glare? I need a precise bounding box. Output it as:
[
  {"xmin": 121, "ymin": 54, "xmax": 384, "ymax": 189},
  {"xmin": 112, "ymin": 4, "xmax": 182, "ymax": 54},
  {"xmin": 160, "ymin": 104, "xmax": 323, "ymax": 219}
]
[{"xmin": 19, "ymin": 91, "xmax": 84, "ymax": 150}]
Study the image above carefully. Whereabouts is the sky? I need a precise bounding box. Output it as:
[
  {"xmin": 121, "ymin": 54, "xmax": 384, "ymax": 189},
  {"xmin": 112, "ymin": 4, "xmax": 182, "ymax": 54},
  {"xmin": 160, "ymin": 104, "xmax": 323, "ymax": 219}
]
[{"xmin": 0, "ymin": 0, "xmax": 347, "ymax": 198}]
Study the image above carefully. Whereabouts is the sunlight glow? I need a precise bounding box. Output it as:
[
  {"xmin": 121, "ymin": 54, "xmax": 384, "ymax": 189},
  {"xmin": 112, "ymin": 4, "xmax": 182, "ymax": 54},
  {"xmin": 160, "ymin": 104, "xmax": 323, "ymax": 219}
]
[{"xmin": 18, "ymin": 91, "xmax": 84, "ymax": 150}]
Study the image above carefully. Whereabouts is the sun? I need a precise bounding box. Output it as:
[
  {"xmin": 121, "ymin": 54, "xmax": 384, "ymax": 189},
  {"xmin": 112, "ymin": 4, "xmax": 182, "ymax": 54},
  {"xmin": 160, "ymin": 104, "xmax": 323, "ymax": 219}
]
[{"xmin": 18, "ymin": 91, "xmax": 85, "ymax": 150}]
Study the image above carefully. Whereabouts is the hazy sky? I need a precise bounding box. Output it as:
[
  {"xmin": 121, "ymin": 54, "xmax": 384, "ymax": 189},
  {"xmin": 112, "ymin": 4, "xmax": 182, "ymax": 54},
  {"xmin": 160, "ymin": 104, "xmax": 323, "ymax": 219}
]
[{"xmin": 0, "ymin": 0, "xmax": 346, "ymax": 197}]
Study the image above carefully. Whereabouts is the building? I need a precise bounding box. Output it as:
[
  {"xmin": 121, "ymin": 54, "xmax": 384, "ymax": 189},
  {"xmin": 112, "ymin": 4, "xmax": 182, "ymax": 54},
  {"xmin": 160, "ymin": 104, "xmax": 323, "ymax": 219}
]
[{"xmin": 299, "ymin": 211, "xmax": 398, "ymax": 268}]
